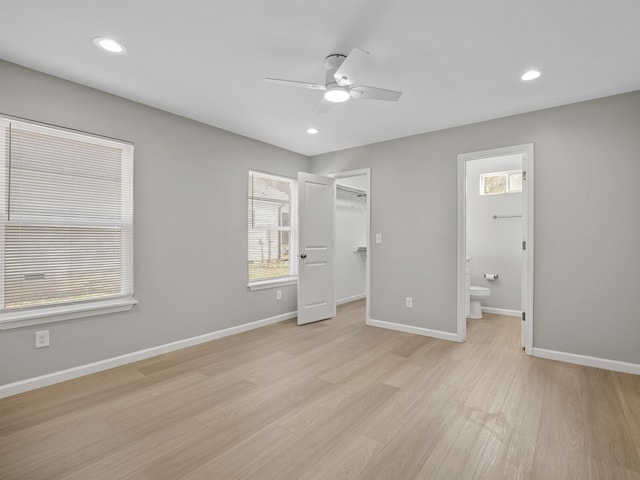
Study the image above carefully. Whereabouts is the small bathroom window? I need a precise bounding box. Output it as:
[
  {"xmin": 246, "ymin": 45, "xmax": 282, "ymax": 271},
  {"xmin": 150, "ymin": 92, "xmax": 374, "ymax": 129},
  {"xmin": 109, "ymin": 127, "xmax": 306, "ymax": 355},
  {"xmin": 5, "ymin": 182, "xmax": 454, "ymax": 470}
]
[{"xmin": 480, "ymin": 170, "xmax": 522, "ymax": 195}]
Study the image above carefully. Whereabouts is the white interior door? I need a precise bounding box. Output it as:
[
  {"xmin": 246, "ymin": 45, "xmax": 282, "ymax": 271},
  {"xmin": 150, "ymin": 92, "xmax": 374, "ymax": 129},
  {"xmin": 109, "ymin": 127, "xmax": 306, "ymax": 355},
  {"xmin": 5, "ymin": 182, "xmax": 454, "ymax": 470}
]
[
  {"xmin": 521, "ymin": 157, "xmax": 528, "ymax": 348},
  {"xmin": 297, "ymin": 172, "xmax": 336, "ymax": 325}
]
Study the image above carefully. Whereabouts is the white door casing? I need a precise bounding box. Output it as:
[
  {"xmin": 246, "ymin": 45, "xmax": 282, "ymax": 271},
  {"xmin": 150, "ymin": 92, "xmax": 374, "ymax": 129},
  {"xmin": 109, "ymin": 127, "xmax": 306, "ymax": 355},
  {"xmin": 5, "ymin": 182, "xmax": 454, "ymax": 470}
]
[{"xmin": 297, "ymin": 172, "xmax": 336, "ymax": 325}]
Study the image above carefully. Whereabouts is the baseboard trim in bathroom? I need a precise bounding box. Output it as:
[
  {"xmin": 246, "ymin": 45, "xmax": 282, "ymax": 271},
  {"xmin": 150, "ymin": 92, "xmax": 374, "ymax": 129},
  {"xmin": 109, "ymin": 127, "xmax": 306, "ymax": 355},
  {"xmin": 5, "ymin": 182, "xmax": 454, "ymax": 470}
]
[
  {"xmin": 0, "ymin": 310, "xmax": 298, "ymax": 399},
  {"xmin": 368, "ymin": 318, "xmax": 462, "ymax": 343},
  {"xmin": 336, "ymin": 294, "xmax": 366, "ymax": 306},
  {"xmin": 481, "ymin": 307, "xmax": 521, "ymax": 317},
  {"xmin": 533, "ymin": 348, "xmax": 640, "ymax": 375}
]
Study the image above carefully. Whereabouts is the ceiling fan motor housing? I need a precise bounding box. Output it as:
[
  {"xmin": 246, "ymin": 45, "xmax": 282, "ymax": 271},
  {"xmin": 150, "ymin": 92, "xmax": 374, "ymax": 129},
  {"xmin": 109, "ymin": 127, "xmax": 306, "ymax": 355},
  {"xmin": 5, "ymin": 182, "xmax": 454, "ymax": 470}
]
[
  {"xmin": 322, "ymin": 54, "xmax": 350, "ymax": 102},
  {"xmin": 324, "ymin": 54, "xmax": 347, "ymax": 88},
  {"xmin": 324, "ymin": 54, "xmax": 346, "ymax": 70}
]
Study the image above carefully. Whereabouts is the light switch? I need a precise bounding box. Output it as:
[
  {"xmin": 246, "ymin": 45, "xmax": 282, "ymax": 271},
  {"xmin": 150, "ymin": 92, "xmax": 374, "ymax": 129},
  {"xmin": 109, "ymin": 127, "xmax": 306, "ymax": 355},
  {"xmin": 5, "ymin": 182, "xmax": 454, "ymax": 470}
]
[{"xmin": 375, "ymin": 233, "xmax": 382, "ymax": 244}]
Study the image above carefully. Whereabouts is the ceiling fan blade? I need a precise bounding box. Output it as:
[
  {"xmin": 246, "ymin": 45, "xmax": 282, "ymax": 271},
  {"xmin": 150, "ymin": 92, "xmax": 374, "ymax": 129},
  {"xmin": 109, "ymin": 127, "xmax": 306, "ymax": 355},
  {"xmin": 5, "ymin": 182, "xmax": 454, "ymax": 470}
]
[
  {"xmin": 350, "ymin": 85, "xmax": 403, "ymax": 102},
  {"xmin": 316, "ymin": 100, "xmax": 333, "ymax": 114},
  {"xmin": 265, "ymin": 78, "xmax": 326, "ymax": 90},
  {"xmin": 333, "ymin": 48, "xmax": 369, "ymax": 86}
]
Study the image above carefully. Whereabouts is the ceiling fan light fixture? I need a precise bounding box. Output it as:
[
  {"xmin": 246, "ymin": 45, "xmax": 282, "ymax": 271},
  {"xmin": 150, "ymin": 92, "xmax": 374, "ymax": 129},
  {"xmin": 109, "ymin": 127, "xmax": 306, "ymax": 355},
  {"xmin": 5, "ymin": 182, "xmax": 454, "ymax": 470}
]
[{"xmin": 324, "ymin": 87, "xmax": 350, "ymax": 103}]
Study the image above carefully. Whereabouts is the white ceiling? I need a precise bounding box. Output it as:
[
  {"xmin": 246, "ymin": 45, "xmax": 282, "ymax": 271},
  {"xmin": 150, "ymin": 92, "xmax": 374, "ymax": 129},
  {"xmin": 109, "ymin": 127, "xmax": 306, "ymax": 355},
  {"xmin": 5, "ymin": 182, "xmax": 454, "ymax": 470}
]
[{"xmin": 1, "ymin": 1, "xmax": 639, "ymax": 156}]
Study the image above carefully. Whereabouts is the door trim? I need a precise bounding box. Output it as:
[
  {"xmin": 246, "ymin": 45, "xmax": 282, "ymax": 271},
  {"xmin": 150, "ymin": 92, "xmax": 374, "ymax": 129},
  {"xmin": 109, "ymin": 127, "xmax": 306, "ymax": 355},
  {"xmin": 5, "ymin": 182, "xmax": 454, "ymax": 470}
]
[
  {"xmin": 329, "ymin": 168, "xmax": 371, "ymax": 325},
  {"xmin": 457, "ymin": 144, "xmax": 534, "ymax": 354}
]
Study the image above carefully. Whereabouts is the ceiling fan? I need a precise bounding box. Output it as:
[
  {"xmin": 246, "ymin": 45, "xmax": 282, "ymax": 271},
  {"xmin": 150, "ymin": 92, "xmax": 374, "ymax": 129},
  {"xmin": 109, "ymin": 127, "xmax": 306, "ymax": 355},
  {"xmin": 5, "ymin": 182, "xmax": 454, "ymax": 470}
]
[{"xmin": 265, "ymin": 48, "xmax": 403, "ymax": 112}]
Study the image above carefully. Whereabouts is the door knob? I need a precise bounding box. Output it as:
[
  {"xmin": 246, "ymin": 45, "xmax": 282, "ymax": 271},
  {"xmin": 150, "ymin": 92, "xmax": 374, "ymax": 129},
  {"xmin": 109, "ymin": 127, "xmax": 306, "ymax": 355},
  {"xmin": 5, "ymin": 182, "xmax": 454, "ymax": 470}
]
[{"xmin": 300, "ymin": 254, "xmax": 307, "ymax": 259}]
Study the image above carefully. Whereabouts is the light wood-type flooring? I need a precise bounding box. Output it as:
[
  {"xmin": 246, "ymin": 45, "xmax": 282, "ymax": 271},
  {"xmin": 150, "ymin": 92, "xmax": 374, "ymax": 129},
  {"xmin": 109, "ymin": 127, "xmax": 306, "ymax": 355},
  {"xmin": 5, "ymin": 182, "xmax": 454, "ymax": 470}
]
[{"xmin": 1, "ymin": 299, "xmax": 639, "ymax": 479}]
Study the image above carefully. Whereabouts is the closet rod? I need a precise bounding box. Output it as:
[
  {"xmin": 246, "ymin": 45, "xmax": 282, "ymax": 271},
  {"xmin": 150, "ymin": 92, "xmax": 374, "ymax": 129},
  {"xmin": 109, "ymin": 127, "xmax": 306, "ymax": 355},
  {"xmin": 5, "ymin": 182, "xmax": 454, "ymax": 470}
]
[{"xmin": 336, "ymin": 184, "xmax": 367, "ymax": 196}]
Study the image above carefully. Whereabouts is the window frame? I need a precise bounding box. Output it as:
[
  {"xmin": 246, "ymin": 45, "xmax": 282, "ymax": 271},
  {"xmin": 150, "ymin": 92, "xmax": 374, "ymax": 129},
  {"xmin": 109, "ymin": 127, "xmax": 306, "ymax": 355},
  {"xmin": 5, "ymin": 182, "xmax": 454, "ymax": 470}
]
[
  {"xmin": 0, "ymin": 116, "xmax": 136, "ymax": 330},
  {"xmin": 247, "ymin": 170, "xmax": 298, "ymax": 291},
  {"xmin": 479, "ymin": 169, "xmax": 523, "ymax": 196}
]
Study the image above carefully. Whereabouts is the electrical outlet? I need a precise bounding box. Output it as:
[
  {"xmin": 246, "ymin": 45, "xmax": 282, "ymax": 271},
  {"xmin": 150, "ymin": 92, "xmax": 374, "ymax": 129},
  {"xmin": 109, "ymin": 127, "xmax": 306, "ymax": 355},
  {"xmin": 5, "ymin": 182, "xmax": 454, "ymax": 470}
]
[
  {"xmin": 405, "ymin": 297, "xmax": 413, "ymax": 308},
  {"xmin": 375, "ymin": 233, "xmax": 382, "ymax": 244},
  {"xmin": 35, "ymin": 330, "xmax": 50, "ymax": 348},
  {"xmin": 276, "ymin": 290, "xmax": 282, "ymax": 300}
]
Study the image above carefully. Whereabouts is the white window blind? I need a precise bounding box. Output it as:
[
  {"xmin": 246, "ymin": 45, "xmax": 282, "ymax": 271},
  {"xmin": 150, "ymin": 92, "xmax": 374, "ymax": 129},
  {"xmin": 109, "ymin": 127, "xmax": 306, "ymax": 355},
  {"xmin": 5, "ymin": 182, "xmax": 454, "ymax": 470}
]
[
  {"xmin": 248, "ymin": 171, "xmax": 296, "ymax": 283},
  {"xmin": 0, "ymin": 118, "xmax": 134, "ymax": 314}
]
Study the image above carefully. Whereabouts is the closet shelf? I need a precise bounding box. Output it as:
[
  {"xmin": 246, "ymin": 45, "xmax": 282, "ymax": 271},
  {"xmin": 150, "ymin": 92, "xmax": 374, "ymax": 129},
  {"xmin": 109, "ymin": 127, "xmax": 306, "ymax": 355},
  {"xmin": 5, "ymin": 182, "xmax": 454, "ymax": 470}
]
[{"xmin": 337, "ymin": 184, "xmax": 367, "ymax": 196}]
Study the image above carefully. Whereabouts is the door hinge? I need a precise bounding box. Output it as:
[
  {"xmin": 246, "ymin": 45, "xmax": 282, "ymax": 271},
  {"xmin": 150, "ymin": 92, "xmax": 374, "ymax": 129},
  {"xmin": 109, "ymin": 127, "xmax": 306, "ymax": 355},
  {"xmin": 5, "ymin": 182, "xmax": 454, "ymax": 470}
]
[
  {"xmin": 522, "ymin": 241, "xmax": 526, "ymax": 250},
  {"xmin": 522, "ymin": 312, "xmax": 526, "ymax": 322},
  {"xmin": 523, "ymin": 171, "xmax": 527, "ymax": 181}
]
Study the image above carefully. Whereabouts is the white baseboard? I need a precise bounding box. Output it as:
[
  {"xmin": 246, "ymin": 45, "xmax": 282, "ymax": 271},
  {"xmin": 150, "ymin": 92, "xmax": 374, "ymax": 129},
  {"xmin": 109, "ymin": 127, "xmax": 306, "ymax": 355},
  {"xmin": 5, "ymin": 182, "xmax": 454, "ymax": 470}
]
[
  {"xmin": 533, "ymin": 348, "xmax": 640, "ymax": 375},
  {"xmin": 368, "ymin": 318, "xmax": 462, "ymax": 342},
  {"xmin": 481, "ymin": 307, "xmax": 521, "ymax": 317},
  {"xmin": 336, "ymin": 294, "xmax": 366, "ymax": 306},
  {"xmin": 0, "ymin": 310, "xmax": 297, "ymax": 399}
]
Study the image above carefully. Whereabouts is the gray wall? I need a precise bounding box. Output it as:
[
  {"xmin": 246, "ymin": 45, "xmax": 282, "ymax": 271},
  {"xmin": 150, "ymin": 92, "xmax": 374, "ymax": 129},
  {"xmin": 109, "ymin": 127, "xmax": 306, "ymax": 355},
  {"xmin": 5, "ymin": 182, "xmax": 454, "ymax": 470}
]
[
  {"xmin": 0, "ymin": 61, "xmax": 309, "ymax": 385},
  {"xmin": 2, "ymin": 59, "xmax": 639, "ymax": 386},
  {"xmin": 467, "ymin": 155, "xmax": 522, "ymax": 311},
  {"xmin": 311, "ymin": 91, "xmax": 640, "ymax": 364}
]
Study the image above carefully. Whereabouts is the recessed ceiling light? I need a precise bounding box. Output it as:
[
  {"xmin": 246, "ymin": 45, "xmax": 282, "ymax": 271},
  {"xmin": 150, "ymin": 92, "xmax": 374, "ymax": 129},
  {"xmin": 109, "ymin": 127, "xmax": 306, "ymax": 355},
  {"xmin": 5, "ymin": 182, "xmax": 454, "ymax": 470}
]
[
  {"xmin": 324, "ymin": 87, "xmax": 350, "ymax": 103},
  {"xmin": 306, "ymin": 128, "xmax": 319, "ymax": 135},
  {"xmin": 521, "ymin": 69, "xmax": 542, "ymax": 81},
  {"xmin": 93, "ymin": 37, "xmax": 127, "ymax": 54}
]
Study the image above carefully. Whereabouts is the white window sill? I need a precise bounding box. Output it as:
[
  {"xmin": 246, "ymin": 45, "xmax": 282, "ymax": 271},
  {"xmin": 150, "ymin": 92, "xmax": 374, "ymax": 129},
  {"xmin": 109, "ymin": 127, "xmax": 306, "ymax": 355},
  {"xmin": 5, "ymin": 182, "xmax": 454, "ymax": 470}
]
[
  {"xmin": 248, "ymin": 276, "xmax": 297, "ymax": 291},
  {"xmin": 0, "ymin": 298, "xmax": 138, "ymax": 330}
]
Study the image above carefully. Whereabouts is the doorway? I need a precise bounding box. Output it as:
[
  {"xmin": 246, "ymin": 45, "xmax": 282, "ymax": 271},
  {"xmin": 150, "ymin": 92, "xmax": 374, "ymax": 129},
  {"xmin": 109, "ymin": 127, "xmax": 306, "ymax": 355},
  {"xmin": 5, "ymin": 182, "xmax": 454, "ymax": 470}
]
[
  {"xmin": 296, "ymin": 168, "xmax": 371, "ymax": 326},
  {"xmin": 457, "ymin": 145, "xmax": 534, "ymax": 353},
  {"xmin": 330, "ymin": 169, "xmax": 371, "ymax": 325}
]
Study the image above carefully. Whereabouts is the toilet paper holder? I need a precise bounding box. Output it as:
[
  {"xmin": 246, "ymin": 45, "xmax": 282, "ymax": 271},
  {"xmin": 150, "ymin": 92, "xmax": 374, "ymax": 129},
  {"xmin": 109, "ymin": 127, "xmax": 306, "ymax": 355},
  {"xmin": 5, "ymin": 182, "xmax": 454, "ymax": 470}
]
[{"xmin": 484, "ymin": 273, "xmax": 499, "ymax": 280}]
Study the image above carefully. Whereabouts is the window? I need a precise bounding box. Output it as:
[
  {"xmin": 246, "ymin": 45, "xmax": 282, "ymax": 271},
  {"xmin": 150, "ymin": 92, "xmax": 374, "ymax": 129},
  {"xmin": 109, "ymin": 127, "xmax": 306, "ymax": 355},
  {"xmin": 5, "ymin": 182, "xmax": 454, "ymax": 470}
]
[
  {"xmin": 0, "ymin": 117, "xmax": 135, "ymax": 328},
  {"xmin": 480, "ymin": 170, "xmax": 523, "ymax": 195},
  {"xmin": 248, "ymin": 171, "xmax": 296, "ymax": 287}
]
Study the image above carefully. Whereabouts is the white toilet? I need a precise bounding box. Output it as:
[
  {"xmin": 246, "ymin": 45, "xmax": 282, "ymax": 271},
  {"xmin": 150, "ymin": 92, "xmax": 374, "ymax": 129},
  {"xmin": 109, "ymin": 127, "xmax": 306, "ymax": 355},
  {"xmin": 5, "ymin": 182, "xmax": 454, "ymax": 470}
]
[{"xmin": 469, "ymin": 285, "xmax": 491, "ymax": 319}]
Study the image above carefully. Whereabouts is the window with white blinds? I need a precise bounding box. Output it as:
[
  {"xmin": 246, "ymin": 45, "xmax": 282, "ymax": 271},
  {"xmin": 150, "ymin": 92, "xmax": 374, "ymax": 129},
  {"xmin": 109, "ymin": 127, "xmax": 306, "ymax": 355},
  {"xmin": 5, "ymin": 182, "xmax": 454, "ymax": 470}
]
[
  {"xmin": 248, "ymin": 171, "xmax": 296, "ymax": 285},
  {"xmin": 0, "ymin": 117, "xmax": 134, "ymax": 320}
]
